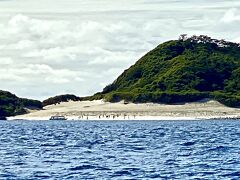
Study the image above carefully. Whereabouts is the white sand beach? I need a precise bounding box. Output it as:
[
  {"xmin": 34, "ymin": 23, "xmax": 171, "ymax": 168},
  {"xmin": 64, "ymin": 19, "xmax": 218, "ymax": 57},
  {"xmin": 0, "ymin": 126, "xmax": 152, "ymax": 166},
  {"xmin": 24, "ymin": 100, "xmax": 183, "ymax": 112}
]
[{"xmin": 8, "ymin": 99, "xmax": 240, "ymax": 120}]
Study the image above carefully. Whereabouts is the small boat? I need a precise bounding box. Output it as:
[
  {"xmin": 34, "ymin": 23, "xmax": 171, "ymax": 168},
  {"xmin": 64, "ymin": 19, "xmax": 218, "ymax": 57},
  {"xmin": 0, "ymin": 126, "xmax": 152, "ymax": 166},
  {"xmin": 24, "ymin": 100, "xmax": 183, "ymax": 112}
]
[{"xmin": 49, "ymin": 116, "xmax": 67, "ymax": 121}]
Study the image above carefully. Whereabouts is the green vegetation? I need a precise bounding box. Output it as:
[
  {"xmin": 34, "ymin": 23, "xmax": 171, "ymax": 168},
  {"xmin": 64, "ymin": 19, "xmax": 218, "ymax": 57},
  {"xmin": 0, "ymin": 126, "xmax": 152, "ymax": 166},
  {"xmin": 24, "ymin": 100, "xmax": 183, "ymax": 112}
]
[
  {"xmin": 0, "ymin": 92, "xmax": 82, "ymax": 117},
  {"xmin": 43, "ymin": 94, "xmax": 81, "ymax": 106},
  {"xmin": 0, "ymin": 90, "xmax": 43, "ymax": 118},
  {"xmin": 2, "ymin": 34, "xmax": 240, "ymax": 117},
  {"xmin": 92, "ymin": 35, "xmax": 240, "ymax": 107}
]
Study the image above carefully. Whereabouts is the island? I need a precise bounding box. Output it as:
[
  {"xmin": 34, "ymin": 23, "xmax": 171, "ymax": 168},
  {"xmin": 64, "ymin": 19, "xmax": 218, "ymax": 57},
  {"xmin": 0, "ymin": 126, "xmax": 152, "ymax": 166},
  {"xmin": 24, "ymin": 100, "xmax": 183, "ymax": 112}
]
[{"xmin": 4, "ymin": 35, "xmax": 240, "ymax": 120}]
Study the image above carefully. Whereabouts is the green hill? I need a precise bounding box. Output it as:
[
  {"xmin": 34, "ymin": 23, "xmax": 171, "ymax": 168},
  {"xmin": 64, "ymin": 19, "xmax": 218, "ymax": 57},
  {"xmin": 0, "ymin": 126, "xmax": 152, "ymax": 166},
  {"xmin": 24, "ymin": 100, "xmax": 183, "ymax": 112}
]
[
  {"xmin": 0, "ymin": 90, "xmax": 43, "ymax": 118},
  {"xmin": 43, "ymin": 94, "xmax": 81, "ymax": 106},
  {"xmin": 92, "ymin": 35, "xmax": 240, "ymax": 107}
]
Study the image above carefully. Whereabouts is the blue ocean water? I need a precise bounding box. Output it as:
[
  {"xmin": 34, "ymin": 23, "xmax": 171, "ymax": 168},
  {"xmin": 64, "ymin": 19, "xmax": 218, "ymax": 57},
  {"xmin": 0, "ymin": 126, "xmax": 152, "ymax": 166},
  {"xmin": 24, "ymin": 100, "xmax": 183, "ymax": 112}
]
[{"xmin": 0, "ymin": 120, "xmax": 240, "ymax": 179}]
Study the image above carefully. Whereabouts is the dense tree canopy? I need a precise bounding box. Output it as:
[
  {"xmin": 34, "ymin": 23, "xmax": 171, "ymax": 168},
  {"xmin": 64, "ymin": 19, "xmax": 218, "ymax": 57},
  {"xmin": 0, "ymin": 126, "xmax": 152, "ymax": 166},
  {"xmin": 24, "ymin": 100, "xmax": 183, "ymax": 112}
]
[
  {"xmin": 92, "ymin": 35, "xmax": 240, "ymax": 107},
  {"xmin": 0, "ymin": 90, "xmax": 43, "ymax": 118},
  {"xmin": 43, "ymin": 94, "xmax": 81, "ymax": 106}
]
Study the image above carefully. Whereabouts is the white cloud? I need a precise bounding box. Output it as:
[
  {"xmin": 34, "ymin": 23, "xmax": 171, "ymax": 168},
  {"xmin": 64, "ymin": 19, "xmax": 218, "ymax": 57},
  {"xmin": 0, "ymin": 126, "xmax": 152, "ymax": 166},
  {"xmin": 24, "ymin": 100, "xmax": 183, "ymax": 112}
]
[
  {"xmin": 221, "ymin": 8, "xmax": 240, "ymax": 23},
  {"xmin": 0, "ymin": 57, "xmax": 13, "ymax": 65}
]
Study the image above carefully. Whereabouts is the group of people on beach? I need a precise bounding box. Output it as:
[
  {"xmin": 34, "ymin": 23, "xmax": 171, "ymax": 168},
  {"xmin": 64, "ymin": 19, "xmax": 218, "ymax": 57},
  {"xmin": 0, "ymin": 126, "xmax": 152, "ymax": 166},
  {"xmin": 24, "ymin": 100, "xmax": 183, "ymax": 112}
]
[{"xmin": 78, "ymin": 113, "xmax": 136, "ymax": 120}]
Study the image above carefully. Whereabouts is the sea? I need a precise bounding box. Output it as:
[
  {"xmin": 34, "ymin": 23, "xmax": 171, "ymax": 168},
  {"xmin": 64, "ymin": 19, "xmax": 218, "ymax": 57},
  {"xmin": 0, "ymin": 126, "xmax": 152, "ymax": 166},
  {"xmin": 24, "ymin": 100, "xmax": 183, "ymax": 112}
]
[{"xmin": 0, "ymin": 120, "xmax": 239, "ymax": 179}]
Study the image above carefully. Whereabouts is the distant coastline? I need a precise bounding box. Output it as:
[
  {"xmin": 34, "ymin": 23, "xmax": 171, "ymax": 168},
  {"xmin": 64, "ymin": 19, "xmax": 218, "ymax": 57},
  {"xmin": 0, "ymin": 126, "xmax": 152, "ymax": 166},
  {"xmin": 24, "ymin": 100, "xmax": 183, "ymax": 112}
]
[
  {"xmin": 9, "ymin": 100, "xmax": 240, "ymax": 121},
  {"xmin": 2, "ymin": 35, "xmax": 240, "ymax": 120}
]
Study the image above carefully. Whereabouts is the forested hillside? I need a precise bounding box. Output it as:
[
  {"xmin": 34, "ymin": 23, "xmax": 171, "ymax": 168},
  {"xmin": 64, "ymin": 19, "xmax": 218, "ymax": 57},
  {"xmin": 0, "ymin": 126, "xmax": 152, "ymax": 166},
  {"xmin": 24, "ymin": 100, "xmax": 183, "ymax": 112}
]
[
  {"xmin": 93, "ymin": 35, "xmax": 240, "ymax": 107},
  {"xmin": 0, "ymin": 90, "xmax": 42, "ymax": 118}
]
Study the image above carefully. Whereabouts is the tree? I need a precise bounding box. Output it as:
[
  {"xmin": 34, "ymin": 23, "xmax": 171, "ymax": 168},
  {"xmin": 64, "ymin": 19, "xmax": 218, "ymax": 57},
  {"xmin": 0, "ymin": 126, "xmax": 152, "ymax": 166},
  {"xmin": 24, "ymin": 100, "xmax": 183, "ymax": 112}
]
[{"xmin": 179, "ymin": 34, "xmax": 188, "ymax": 41}]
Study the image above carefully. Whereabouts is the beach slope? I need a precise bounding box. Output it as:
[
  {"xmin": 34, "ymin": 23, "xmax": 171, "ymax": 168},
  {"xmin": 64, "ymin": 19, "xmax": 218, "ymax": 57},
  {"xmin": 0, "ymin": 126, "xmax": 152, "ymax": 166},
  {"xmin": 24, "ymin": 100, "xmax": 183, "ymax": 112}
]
[{"xmin": 9, "ymin": 100, "xmax": 240, "ymax": 120}]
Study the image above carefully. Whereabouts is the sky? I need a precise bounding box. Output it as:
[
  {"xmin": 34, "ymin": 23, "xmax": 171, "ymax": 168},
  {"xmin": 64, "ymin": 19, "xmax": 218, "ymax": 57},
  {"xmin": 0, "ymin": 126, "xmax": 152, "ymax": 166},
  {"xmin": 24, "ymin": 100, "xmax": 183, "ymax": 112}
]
[{"xmin": 0, "ymin": 0, "xmax": 240, "ymax": 100}]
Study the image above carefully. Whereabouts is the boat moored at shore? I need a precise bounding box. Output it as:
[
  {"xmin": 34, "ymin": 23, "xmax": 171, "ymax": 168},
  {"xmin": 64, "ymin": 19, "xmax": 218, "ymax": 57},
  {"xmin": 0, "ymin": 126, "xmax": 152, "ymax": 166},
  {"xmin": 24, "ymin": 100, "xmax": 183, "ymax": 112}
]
[{"xmin": 49, "ymin": 116, "xmax": 67, "ymax": 120}]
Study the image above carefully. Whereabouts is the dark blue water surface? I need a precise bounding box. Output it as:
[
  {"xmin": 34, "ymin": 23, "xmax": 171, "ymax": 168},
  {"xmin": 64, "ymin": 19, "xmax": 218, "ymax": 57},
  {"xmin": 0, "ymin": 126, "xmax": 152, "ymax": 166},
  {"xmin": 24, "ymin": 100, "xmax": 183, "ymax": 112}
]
[{"xmin": 0, "ymin": 120, "xmax": 240, "ymax": 179}]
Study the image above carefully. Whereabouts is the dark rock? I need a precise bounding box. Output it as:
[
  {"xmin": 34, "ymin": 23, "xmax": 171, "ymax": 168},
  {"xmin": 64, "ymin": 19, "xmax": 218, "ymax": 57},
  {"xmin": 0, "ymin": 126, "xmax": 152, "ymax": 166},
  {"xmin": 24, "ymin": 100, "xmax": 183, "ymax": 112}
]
[{"xmin": 0, "ymin": 117, "xmax": 7, "ymax": 120}]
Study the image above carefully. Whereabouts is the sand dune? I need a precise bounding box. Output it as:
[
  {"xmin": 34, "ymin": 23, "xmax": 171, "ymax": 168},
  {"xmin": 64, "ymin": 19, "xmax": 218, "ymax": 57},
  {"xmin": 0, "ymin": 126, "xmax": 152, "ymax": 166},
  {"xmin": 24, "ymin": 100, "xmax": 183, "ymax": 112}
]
[{"xmin": 9, "ymin": 100, "xmax": 240, "ymax": 120}]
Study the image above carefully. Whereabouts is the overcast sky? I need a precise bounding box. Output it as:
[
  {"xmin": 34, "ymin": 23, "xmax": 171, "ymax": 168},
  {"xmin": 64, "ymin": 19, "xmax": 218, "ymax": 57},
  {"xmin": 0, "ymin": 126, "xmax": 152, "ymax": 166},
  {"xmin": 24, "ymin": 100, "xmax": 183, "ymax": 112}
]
[{"xmin": 0, "ymin": 0, "xmax": 240, "ymax": 100}]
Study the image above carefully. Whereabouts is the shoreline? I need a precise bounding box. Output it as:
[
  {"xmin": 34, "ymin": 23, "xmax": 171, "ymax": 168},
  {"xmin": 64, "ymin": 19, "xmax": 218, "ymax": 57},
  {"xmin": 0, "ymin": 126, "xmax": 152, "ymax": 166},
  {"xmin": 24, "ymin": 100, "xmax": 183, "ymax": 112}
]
[
  {"xmin": 8, "ymin": 99, "xmax": 240, "ymax": 121},
  {"xmin": 7, "ymin": 115, "xmax": 240, "ymax": 121}
]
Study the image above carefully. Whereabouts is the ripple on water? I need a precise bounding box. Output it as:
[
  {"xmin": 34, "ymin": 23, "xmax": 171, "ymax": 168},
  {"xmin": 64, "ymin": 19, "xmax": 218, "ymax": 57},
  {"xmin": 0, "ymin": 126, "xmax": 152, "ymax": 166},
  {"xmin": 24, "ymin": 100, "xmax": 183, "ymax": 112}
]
[
  {"xmin": 0, "ymin": 120, "xmax": 239, "ymax": 179},
  {"xmin": 111, "ymin": 170, "xmax": 132, "ymax": 177},
  {"xmin": 69, "ymin": 165, "xmax": 96, "ymax": 171},
  {"xmin": 222, "ymin": 171, "xmax": 240, "ymax": 177},
  {"xmin": 181, "ymin": 141, "xmax": 196, "ymax": 146}
]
